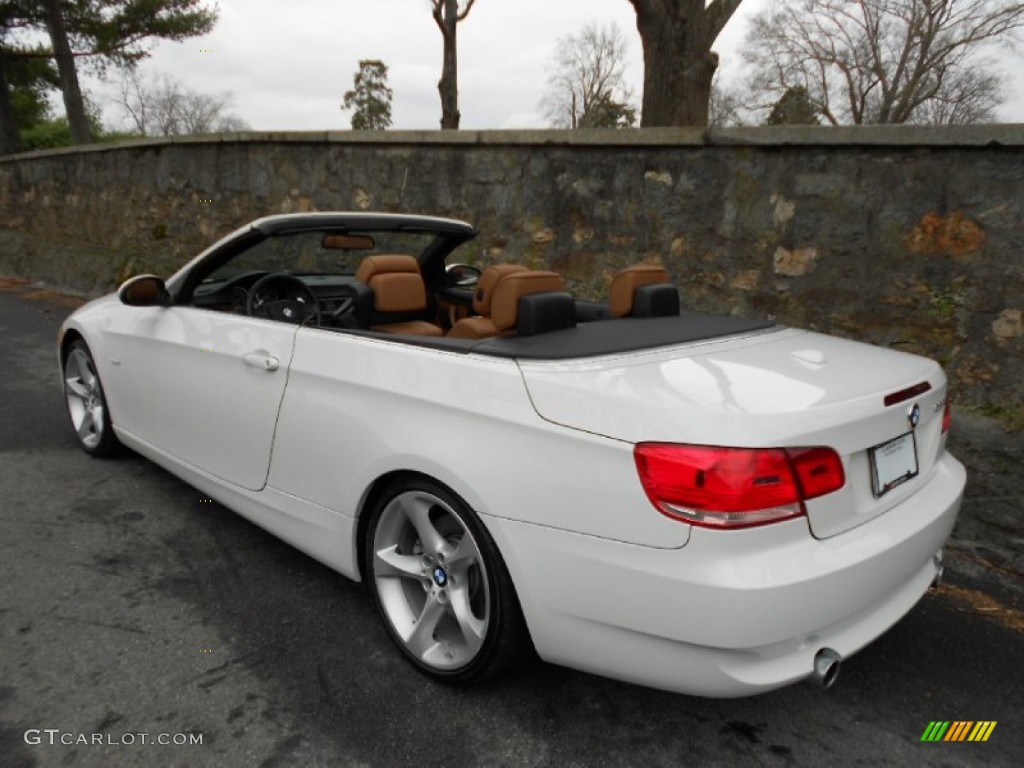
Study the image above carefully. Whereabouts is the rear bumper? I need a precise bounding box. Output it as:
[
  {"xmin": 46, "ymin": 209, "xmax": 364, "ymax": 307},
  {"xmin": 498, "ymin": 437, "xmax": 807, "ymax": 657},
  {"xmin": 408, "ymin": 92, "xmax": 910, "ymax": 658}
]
[{"xmin": 485, "ymin": 452, "xmax": 965, "ymax": 697}]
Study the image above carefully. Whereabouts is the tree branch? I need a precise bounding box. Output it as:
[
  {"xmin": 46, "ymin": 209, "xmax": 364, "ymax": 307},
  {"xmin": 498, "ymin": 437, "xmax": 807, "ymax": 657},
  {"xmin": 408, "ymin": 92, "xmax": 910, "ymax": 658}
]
[
  {"xmin": 456, "ymin": 0, "xmax": 477, "ymax": 22},
  {"xmin": 430, "ymin": 1, "xmax": 446, "ymax": 35},
  {"xmin": 707, "ymin": 0, "xmax": 744, "ymax": 41}
]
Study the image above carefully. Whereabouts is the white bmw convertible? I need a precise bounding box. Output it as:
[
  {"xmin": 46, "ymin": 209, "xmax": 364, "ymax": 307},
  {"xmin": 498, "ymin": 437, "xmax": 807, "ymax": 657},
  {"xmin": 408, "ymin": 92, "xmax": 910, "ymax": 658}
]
[{"xmin": 59, "ymin": 213, "xmax": 965, "ymax": 697}]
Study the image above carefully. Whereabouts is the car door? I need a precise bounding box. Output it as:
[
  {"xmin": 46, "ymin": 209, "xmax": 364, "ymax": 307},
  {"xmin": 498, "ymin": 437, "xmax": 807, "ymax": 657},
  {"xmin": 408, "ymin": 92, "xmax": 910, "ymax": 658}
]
[{"xmin": 106, "ymin": 303, "xmax": 295, "ymax": 491}]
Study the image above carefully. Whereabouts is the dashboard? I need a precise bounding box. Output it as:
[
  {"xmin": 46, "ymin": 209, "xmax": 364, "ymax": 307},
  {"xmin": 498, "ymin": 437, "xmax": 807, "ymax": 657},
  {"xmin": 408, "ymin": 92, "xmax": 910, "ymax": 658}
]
[{"xmin": 192, "ymin": 272, "xmax": 357, "ymax": 318}]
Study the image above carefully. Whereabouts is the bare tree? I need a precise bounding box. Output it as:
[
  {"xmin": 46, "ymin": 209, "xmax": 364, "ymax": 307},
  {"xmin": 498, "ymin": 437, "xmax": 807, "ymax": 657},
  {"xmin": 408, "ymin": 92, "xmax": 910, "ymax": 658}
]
[
  {"xmin": 709, "ymin": 74, "xmax": 746, "ymax": 127},
  {"xmin": 742, "ymin": 0, "xmax": 1024, "ymax": 125},
  {"xmin": 215, "ymin": 114, "xmax": 250, "ymax": 132},
  {"xmin": 541, "ymin": 23, "xmax": 637, "ymax": 129},
  {"xmin": 431, "ymin": 0, "xmax": 477, "ymax": 129},
  {"xmin": 116, "ymin": 70, "xmax": 248, "ymax": 136},
  {"xmin": 117, "ymin": 68, "xmax": 149, "ymax": 134},
  {"xmin": 911, "ymin": 67, "xmax": 1004, "ymax": 123},
  {"xmin": 626, "ymin": 0, "xmax": 744, "ymax": 126}
]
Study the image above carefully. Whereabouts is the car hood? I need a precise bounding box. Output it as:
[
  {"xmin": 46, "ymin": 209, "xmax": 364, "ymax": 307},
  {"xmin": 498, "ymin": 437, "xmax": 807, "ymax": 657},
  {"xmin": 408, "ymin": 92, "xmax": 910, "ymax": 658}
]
[{"xmin": 517, "ymin": 327, "xmax": 948, "ymax": 538}]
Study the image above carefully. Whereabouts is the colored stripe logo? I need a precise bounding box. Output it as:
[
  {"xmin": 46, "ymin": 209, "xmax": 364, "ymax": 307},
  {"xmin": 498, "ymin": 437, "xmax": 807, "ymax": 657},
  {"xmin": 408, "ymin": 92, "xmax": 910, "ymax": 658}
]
[{"xmin": 920, "ymin": 721, "xmax": 997, "ymax": 742}]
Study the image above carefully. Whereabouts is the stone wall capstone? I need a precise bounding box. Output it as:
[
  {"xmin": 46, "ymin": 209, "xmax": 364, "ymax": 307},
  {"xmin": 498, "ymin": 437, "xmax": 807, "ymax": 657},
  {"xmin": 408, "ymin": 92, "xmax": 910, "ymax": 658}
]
[{"xmin": 1, "ymin": 125, "xmax": 1021, "ymax": 413}]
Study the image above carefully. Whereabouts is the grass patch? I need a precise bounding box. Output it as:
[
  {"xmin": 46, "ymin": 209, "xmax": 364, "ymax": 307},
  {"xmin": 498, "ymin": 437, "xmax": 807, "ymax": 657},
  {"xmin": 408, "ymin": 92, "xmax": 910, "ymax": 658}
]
[{"xmin": 972, "ymin": 402, "xmax": 1024, "ymax": 434}]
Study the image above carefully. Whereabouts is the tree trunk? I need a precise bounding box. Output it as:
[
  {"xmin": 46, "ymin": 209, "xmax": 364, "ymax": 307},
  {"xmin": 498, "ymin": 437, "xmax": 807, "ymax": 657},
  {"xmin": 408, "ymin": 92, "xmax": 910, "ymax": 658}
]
[
  {"xmin": 436, "ymin": 0, "xmax": 461, "ymax": 129},
  {"xmin": 629, "ymin": 0, "xmax": 744, "ymax": 127},
  {"xmin": 43, "ymin": 0, "xmax": 93, "ymax": 144},
  {"xmin": 0, "ymin": 48, "xmax": 23, "ymax": 155},
  {"xmin": 633, "ymin": 3, "xmax": 718, "ymax": 126}
]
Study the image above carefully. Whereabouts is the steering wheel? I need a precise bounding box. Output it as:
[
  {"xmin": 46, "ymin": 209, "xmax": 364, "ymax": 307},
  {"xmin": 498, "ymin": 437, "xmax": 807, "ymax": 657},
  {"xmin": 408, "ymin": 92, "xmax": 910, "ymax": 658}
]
[{"xmin": 246, "ymin": 273, "xmax": 321, "ymax": 326}]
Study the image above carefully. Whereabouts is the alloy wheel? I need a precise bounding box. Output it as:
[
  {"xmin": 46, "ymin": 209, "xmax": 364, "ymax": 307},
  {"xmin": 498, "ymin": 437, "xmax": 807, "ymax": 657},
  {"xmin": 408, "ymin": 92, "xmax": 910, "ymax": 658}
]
[
  {"xmin": 371, "ymin": 490, "xmax": 491, "ymax": 671},
  {"xmin": 64, "ymin": 347, "xmax": 106, "ymax": 450}
]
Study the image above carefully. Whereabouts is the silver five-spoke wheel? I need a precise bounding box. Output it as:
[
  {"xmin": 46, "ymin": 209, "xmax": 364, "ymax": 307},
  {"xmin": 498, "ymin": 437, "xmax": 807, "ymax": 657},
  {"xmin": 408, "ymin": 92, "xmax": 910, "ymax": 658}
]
[
  {"xmin": 63, "ymin": 340, "xmax": 119, "ymax": 456},
  {"xmin": 366, "ymin": 479, "xmax": 528, "ymax": 682},
  {"xmin": 372, "ymin": 490, "xmax": 489, "ymax": 670}
]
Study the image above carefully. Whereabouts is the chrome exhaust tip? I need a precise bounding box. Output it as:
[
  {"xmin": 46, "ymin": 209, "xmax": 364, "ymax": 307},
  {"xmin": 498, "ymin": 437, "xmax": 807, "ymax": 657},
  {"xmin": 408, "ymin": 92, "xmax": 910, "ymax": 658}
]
[
  {"xmin": 931, "ymin": 552, "xmax": 945, "ymax": 590},
  {"xmin": 812, "ymin": 648, "xmax": 842, "ymax": 690}
]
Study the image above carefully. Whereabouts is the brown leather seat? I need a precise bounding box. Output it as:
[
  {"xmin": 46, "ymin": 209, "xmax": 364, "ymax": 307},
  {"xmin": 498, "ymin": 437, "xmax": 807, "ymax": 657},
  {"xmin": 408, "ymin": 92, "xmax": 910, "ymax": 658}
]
[
  {"xmin": 449, "ymin": 268, "xmax": 564, "ymax": 339},
  {"xmin": 447, "ymin": 264, "xmax": 526, "ymax": 339},
  {"xmin": 609, "ymin": 264, "xmax": 676, "ymax": 318},
  {"xmin": 354, "ymin": 254, "xmax": 444, "ymax": 336}
]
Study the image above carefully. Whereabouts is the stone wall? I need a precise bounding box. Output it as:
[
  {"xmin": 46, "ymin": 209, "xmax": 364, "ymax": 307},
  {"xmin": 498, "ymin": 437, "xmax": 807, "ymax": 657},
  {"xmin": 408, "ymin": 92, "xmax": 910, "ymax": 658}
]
[{"xmin": 1, "ymin": 126, "xmax": 1021, "ymax": 413}]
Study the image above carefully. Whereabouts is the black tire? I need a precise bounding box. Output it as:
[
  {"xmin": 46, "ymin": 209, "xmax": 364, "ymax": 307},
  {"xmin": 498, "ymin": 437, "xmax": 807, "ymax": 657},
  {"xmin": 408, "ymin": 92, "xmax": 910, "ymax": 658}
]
[
  {"xmin": 62, "ymin": 339, "xmax": 122, "ymax": 457},
  {"xmin": 365, "ymin": 476, "xmax": 530, "ymax": 683}
]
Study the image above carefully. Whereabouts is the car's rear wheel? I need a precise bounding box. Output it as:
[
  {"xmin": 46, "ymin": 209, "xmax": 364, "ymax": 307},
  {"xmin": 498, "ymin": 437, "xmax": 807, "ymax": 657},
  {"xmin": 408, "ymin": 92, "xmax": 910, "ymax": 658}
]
[
  {"xmin": 63, "ymin": 339, "xmax": 121, "ymax": 457},
  {"xmin": 366, "ymin": 477, "xmax": 528, "ymax": 683}
]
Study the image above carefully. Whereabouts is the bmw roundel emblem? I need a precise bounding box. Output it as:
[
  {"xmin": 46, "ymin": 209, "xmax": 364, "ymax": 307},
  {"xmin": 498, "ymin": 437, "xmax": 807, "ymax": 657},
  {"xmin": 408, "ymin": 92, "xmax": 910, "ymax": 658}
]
[
  {"xmin": 432, "ymin": 566, "xmax": 448, "ymax": 587},
  {"xmin": 908, "ymin": 403, "xmax": 921, "ymax": 430}
]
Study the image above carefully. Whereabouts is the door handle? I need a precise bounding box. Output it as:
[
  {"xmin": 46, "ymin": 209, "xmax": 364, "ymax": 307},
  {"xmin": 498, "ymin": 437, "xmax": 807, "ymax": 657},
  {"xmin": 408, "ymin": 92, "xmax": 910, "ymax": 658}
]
[{"xmin": 242, "ymin": 352, "xmax": 280, "ymax": 371}]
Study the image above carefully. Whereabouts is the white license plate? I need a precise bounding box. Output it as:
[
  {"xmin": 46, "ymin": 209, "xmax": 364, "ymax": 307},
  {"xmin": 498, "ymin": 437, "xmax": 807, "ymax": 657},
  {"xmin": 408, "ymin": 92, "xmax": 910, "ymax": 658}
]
[{"xmin": 870, "ymin": 432, "xmax": 919, "ymax": 497}]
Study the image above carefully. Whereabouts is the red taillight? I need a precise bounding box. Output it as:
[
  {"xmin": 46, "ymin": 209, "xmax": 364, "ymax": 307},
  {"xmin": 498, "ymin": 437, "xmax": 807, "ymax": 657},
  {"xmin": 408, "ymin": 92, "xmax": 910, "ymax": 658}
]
[
  {"xmin": 634, "ymin": 443, "xmax": 845, "ymax": 529},
  {"xmin": 789, "ymin": 447, "xmax": 846, "ymax": 500},
  {"xmin": 942, "ymin": 397, "xmax": 952, "ymax": 434}
]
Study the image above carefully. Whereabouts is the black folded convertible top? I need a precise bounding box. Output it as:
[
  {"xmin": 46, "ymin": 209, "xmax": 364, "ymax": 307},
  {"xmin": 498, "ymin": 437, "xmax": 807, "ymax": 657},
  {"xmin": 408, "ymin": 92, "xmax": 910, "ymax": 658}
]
[
  {"xmin": 473, "ymin": 313, "xmax": 779, "ymax": 360},
  {"xmin": 337, "ymin": 312, "xmax": 778, "ymax": 360}
]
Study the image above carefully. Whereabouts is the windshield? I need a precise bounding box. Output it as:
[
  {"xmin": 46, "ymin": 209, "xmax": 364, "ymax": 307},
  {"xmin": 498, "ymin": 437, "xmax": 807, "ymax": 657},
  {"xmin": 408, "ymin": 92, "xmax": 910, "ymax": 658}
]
[{"xmin": 200, "ymin": 230, "xmax": 440, "ymax": 284}]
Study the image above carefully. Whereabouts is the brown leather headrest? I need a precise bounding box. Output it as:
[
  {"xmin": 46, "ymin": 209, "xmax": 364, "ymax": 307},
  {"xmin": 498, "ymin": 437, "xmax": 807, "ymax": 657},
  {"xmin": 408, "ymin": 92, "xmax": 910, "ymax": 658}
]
[
  {"xmin": 371, "ymin": 273, "xmax": 427, "ymax": 313},
  {"xmin": 490, "ymin": 271, "xmax": 565, "ymax": 331},
  {"xmin": 474, "ymin": 264, "xmax": 527, "ymax": 315},
  {"xmin": 355, "ymin": 254, "xmax": 420, "ymax": 283},
  {"xmin": 609, "ymin": 265, "xmax": 671, "ymax": 318}
]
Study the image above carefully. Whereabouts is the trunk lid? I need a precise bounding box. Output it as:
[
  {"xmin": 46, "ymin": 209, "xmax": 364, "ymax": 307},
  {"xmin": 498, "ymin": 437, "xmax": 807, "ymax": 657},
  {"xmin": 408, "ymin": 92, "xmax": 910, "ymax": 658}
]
[{"xmin": 517, "ymin": 328, "xmax": 949, "ymax": 538}]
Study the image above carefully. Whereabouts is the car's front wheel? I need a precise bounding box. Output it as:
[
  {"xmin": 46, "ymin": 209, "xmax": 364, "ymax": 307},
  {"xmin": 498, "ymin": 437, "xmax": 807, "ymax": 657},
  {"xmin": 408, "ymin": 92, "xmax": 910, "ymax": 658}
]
[
  {"xmin": 63, "ymin": 339, "xmax": 121, "ymax": 457},
  {"xmin": 366, "ymin": 477, "xmax": 528, "ymax": 683}
]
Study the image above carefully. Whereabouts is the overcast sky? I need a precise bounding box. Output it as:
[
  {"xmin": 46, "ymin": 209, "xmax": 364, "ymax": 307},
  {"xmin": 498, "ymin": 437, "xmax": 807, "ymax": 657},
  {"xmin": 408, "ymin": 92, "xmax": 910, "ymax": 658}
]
[{"xmin": 88, "ymin": 0, "xmax": 1024, "ymax": 131}]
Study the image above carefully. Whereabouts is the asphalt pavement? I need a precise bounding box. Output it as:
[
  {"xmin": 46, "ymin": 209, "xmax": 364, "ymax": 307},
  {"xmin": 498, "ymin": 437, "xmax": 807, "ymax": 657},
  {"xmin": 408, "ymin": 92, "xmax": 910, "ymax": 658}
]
[{"xmin": 1, "ymin": 286, "xmax": 1022, "ymax": 768}]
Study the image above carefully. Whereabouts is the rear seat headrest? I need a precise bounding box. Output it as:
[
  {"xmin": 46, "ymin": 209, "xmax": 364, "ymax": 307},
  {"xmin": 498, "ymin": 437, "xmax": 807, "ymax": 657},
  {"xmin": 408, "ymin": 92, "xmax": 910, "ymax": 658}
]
[
  {"xmin": 516, "ymin": 292, "xmax": 577, "ymax": 336},
  {"xmin": 632, "ymin": 283, "xmax": 680, "ymax": 318},
  {"xmin": 609, "ymin": 265, "xmax": 671, "ymax": 318},
  {"xmin": 490, "ymin": 271, "xmax": 565, "ymax": 332}
]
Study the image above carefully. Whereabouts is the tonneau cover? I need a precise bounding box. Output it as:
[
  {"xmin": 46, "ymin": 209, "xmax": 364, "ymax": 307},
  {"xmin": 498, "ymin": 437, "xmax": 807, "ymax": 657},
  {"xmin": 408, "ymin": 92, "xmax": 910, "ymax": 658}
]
[{"xmin": 475, "ymin": 313, "xmax": 778, "ymax": 360}]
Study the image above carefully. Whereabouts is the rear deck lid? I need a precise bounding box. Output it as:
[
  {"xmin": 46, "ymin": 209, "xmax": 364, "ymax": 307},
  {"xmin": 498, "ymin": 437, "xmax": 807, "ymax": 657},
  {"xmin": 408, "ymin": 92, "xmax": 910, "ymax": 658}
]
[{"xmin": 518, "ymin": 328, "xmax": 949, "ymax": 538}]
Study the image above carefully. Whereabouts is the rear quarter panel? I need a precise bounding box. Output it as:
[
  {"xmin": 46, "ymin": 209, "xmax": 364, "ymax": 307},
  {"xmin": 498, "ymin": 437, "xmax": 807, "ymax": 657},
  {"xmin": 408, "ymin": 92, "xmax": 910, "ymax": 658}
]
[{"xmin": 266, "ymin": 327, "xmax": 690, "ymax": 551}]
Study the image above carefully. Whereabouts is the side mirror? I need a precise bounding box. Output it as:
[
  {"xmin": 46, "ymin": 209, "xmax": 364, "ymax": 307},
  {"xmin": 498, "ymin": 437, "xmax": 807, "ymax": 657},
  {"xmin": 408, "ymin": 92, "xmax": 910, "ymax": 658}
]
[
  {"xmin": 118, "ymin": 275, "xmax": 170, "ymax": 307},
  {"xmin": 446, "ymin": 263, "xmax": 482, "ymax": 288}
]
